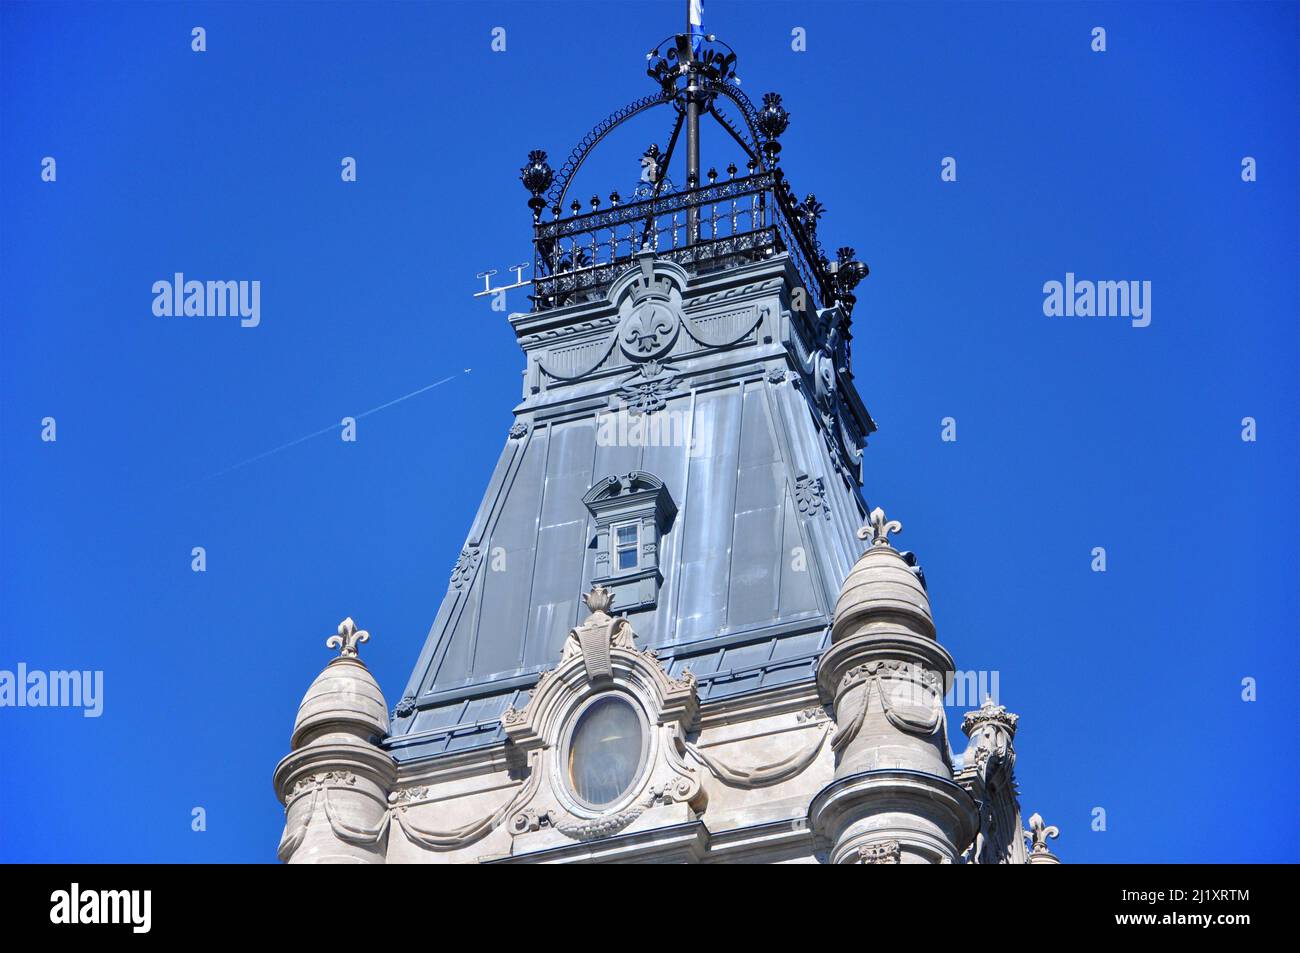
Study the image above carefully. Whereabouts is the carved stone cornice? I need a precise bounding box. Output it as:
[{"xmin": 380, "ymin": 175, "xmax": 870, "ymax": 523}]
[
  {"xmin": 816, "ymin": 630, "xmax": 955, "ymax": 708},
  {"xmin": 683, "ymin": 274, "xmax": 784, "ymax": 310},
  {"xmin": 808, "ymin": 769, "xmax": 979, "ymax": 866},
  {"xmin": 856, "ymin": 839, "xmax": 901, "ymax": 864},
  {"xmin": 273, "ymin": 741, "xmax": 397, "ymax": 809}
]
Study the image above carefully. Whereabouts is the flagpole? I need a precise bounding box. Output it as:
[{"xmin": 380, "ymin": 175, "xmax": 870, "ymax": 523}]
[{"xmin": 685, "ymin": 0, "xmax": 701, "ymax": 242}]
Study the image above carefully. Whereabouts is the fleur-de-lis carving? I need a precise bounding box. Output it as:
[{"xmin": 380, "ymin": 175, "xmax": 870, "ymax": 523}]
[
  {"xmin": 622, "ymin": 300, "xmax": 675, "ymax": 355},
  {"xmin": 857, "ymin": 506, "xmax": 902, "ymax": 548},
  {"xmin": 326, "ymin": 617, "xmax": 370, "ymax": 659},
  {"xmin": 1024, "ymin": 812, "xmax": 1060, "ymax": 854}
]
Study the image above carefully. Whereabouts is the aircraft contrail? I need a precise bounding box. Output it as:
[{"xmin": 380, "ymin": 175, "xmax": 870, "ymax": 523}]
[{"xmin": 202, "ymin": 370, "xmax": 468, "ymax": 480}]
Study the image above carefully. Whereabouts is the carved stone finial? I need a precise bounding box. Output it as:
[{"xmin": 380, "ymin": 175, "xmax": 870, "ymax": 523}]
[
  {"xmin": 1024, "ymin": 812, "xmax": 1060, "ymax": 855},
  {"xmin": 582, "ymin": 585, "xmax": 614, "ymax": 616},
  {"xmin": 326, "ymin": 617, "xmax": 370, "ymax": 659},
  {"xmin": 568, "ymin": 586, "xmax": 635, "ymax": 683},
  {"xmin": 961, "ymin": 695, "xmax": 1020, "ymax": 739},
  {"xmin": 857, "ymin": 506, "xmax": 902, "ymax": 549}
]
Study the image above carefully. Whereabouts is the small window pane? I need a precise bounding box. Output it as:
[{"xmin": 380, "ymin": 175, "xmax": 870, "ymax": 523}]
[
  {"xmin": 614, "ymin": 523, "xmax": 639, "ymax": 571},
  {"xmin": 568, "ymin": 696, "xmax": 643, "ymax": 807}
]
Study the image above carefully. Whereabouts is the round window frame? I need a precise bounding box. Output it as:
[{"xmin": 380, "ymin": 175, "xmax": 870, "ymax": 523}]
[{"xmin": 559, "ymin": 691, "xmax": 652, "ymax": 814}]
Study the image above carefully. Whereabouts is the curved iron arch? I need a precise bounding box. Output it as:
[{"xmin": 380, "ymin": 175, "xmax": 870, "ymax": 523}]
[
  {"xmin": 545, "ymin": 91, "xmax": 674, "ymax": 209},
  {"xmin": 707, "ymin": 82, "xmax": 769, "ymax": 162},
  {"xmin": 546, "ymin": 80, "xmax": 777, "ymax": 213}
]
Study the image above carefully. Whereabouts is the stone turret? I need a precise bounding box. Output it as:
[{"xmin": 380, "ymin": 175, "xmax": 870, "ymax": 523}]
[
  {"xmin": 957, "ymin": 697, "xmax": 1028, "ymax": 864},
  {"xmin": 272, "ymin": 619, "xmax": 395, "ymax": 864},
  {"xmin": 809, "ymin": 508, "xmax": 978, "ymax": 863}
]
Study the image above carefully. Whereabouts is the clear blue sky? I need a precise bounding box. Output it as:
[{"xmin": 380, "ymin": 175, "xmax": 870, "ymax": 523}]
[{"xmin": 1, "ymin": 1, "xmax": 1295, "ymax": 863}]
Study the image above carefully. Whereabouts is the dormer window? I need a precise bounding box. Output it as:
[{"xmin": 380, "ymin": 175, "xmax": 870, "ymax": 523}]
[
  {"xmin": 613, "ymin": 522, "xmax": 640, "ymax": 572},
  {"xmin": 583, "ymin": 471, "xmax": 676, "ymax": 613}
]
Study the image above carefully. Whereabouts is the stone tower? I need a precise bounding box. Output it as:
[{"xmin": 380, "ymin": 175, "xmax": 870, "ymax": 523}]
[{"xmin": 273, "ymin": 24, "xmax": 1056, "ymax": 864}]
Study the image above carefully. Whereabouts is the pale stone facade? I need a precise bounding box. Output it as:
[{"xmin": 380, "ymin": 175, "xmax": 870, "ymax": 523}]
[{"xmin": 272, "ymin": 518, "xmax": 1058, "ymax": 864}]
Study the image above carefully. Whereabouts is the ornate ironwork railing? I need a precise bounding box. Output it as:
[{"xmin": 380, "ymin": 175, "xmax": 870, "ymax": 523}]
[
  {"xmin": 514, "ymin": 33, "xmax": 869, "ymax": 315},
  {"xmin": 532, "ymin": 170, "xmax": 833, "ymax": 312}
]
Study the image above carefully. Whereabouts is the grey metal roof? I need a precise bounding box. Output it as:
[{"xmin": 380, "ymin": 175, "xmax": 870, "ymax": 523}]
[{"xmin": 387, "ymin": 255, "xmax": 872, "ymax": 763}]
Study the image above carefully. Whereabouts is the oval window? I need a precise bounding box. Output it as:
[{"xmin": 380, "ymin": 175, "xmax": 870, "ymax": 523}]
[{"xmin": 566, "ymin": 695, "xmax": 644, "ymax": 808}]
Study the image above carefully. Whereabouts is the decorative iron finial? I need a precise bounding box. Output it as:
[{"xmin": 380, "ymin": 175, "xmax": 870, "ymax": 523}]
[
  {"xmin": 646, "ymin": 33, "xmax": 738, "ymax": 97},
  {"xmin": 834, "ymin": 246, "xmax": 868, "ymax": 289},
  {"xmin": 582, "ymin": 585, "xmax": 614, "ymax": 616},
  {"xmin": 857, "ymin": 506, "xmax": 902, "ymax": 548},
  {"xmin": 520, "ymin": 150, "xmax": 553, "ymax": 222},
  {"xmin": 757, "ymin": 92, "xmax": 790, "ymax": 163},
  {"xmin": 326, "ymin": 617, "xmax": 370, "ymax": 659},
  {"xmin": 829, "ymin": 246, "xmax": 869, "ymax": 310},
  {"xmin": 1024, "ymin": 813, "xmax": 1060, "ymax": 855},
  {"xmin": 796, "ymin": 194, "xmax": 825, "ymax": 234}
]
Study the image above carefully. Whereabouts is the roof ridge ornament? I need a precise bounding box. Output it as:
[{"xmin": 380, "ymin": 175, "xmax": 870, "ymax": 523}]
[
  {"xmin": 756, "ymin": 92, "xmax": 790, "ymax": 165},
  {"xmin": 326, "ymin": 617, "xmax": 370, "ymax": 659},
  {"xmin": 567, "ymin": 586, "xmax": 637, "ymax": 683},
  {"xmin": 520, "ymin": 150, "xmax": 554, "ymax": 223},
  {"xmin": 858, "ymin": 506, "xmax": 902, "ymax": 549},
  {"xmin": 1024, "ymin": 813, "xmax": 1060, "ymax": 855},
  {"xmin": 582, "ymin": 585, "xmax": 614, "ymax": 617}
]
